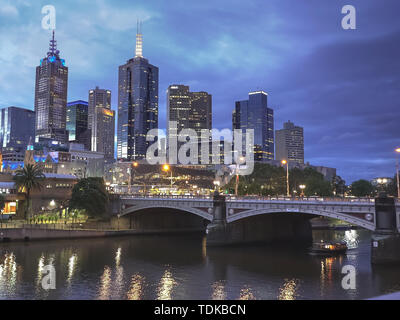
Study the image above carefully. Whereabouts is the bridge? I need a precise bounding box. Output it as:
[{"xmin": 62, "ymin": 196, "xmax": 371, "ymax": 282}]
[
  {"xmin": 118, "ymin": 195, "xmax": 400, "ymax": 231},
  {"xmin": 114, "ymin": 193, "xmax": 400, "ymax": 264}
]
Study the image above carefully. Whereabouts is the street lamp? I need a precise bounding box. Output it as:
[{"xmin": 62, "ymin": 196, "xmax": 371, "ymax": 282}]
[
  {"xmin": 235, "ymin": 156, "xmax": 245, "ymax": 196},
  {"xmin": 213, "ymin": 180, "xmax": 220, "ymax": 192},
  {"xmin": 396, "ymin": 148, "xmax": 400, "ymax": 198},
  {"xmin": 281, "ymin": 160, "xmax": 289, "ymax": 197},
  {"xmin": 299, "ymin": 184, "xmax": 306, "ymax": 197},
  {"xmin": 162, "ymin": 164, "xmax": 173, "ymax": 190}
]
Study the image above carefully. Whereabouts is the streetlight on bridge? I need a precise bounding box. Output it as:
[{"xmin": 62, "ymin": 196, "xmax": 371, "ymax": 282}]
[
  {"xmin": 281, "ymin": 160, "xmax": 289, "ymax": 197},
  {"xmin": 299, "ymin": 184, "xmax": 306, "ymax": 197}
]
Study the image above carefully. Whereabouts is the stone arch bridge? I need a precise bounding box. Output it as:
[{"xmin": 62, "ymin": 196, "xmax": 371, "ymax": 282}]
[{"xmin": 118, "ymin": 195, "xmax": 400, "ymax": 232}]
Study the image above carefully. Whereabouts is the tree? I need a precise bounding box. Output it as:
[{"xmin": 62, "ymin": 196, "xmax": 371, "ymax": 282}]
[
  {"xmin": 13, "ymin": 164, "xmax": 45, "ymax": 220},
  {"xmin": 332, "ymin": 175, "xmax": 347, "ymax": 197},
  {"xmin": 350, "ymin": 179, "xmax": 374, "ymax": 197},
  {"xmin": 69, "ymin": 178, "xmax": 109, "ymax": 218}
]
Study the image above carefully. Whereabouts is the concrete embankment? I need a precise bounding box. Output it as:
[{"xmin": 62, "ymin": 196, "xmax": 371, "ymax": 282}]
[{"xmin": 0, "ymin": 227, "xmax": 205, "ymax": 242}]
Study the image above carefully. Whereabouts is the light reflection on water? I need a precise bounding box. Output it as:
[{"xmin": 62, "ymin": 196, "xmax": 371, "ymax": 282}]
[{"xmin": 0, "ymin": 229, "xmax": 399, "ymax": 300}]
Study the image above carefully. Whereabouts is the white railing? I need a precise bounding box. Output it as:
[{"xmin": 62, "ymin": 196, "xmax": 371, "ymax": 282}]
[{"xmin": 120, "ymin": 194, "xmax": 378, "ymax": 204}]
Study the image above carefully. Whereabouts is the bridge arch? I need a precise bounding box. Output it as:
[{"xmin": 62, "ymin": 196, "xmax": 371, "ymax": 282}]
[
  {"xmin": 121, "ymin": 204, "xmax": 213, "ymax": 221},
  {"xmin": 227, "ymin": 208, "xmax": 375, "ymax": 231}
]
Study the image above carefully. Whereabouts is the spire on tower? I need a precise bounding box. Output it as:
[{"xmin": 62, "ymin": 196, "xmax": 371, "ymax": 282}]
[{"xmin": 135, "ymin": 20, "xmax": 143, "ymax": 58}]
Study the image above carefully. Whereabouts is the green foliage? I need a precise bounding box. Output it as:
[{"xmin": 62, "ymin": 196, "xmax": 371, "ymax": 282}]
[
  {"xmin": 69, "ymin": 178, "xmax": 109, "ymax": 218},
  {"xmin": 350, "ymin": 179, "xmax": 374, "ymax": 197},
  {"xmin": 13, "ymin": 164, "xmax": 45, "ymax": 219},
  {"xmin": 225, "ymin": 163, "xmax": 333, "ymax": 197}
]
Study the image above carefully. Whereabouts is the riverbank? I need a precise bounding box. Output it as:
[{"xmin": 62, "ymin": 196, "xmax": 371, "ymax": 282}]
[{"xmin": 0, "ymin": 227, "xmax": 205, "ymax": 243}]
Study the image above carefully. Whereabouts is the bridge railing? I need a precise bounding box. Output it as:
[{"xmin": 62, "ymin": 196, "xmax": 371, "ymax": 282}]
[{"xmin": 119, "ymin": 194, "xmax": 379, "ymax": 203}]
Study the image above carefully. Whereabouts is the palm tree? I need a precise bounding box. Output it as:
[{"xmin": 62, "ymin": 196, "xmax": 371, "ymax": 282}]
[{"xmin": 13, "ymin": 164, "xmax": 45, "ymax": 220}]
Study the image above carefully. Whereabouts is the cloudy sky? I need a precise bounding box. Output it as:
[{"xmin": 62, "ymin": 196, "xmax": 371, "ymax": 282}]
[{"xmin": 0, "ymin": 0, "xmax": 399, "ymax": 183}]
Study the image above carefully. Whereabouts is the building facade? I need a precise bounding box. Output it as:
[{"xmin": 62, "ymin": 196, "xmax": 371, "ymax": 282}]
[
  {"xmin": 232, "ymin": 91, "xmax": 274, "ymax": 161},
  {"xmin": 275, "ymin": 120, "xmax": 304, "ymax": 164},
  {"xmin": 66, "ymin": 101, "xmax": 90, "ymax": 150},
  {"xmin": 117, "ymin": 23, "xmax": 159, "ymax": 161},
  {"xmin": 88, "ymin": 87, "xmax": 115, "ymax": 163},
  {"xmin": 0, "ymin": 106, "xmax": 35, "ymax": 151},
  {"xmin": 34, "ymin": 31, "xmax": 68, "ymax": 144},
  {"xmin": 167, "ymin": 85, "xmax": 212, "ymax": 138}
]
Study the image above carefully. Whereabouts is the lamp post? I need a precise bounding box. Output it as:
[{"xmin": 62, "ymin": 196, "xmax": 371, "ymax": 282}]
[
  {"xmin": 281, "ymin": 160, "xmax": 289, "ymax": 197},
  {"xmin": 396, "ymin": 148, "xmax": 400, "ymax": 198},
  {"xmin": 299, "ymin": 184, "xmax": 306, "ymax": 197},
  {"xmin": 162, "ymin": 164, "xmax": 173, "ymax": 191},
  {"xmin": 235, "ymin": 156, "xmax": 245, "ymax": 196}
]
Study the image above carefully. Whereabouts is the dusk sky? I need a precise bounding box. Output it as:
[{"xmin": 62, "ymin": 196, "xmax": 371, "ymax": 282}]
[{"xmin": 0, "ymin": 0, "xmax": 399, "ymax": 183}]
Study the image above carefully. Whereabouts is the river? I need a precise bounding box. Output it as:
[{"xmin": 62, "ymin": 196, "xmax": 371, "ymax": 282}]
[{"xmin": 0, "ymin": 229, "xmax": 399, "ymax": 300}]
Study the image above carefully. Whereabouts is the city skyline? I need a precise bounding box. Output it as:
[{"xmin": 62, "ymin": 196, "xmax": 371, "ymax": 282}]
[{"xmin": 0, "ymin": 0, "xmax": 399, "ymax": 182}]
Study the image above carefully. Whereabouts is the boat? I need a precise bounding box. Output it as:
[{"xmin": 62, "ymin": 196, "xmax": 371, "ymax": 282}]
[{"xmin": 309, "ymin": 241, "xmax": 348, "ymax": 255}]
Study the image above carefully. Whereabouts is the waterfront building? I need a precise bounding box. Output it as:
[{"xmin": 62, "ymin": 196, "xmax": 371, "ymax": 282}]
[
  {"xmin": 34, "ymin": 31, "xmax": 68, "ymax": 144},
  {"xmin": 232, "ymin": 91, "xmax": 274, "ymax": 161},
  {"xmin": 0, "ymin": 106, "xmax": 35, "ymax": 152},
  {"xmin": 117, "ymin": 22, "xmax": 159, "ymax": 161},
  {"xmin": 88, "ymin": 87, "xmax": 115, "ymax": 163},
  {"xmin": 275, "ymin": 120, "xmax": 304, "ymax": 164},
  {"xmin": 66, "ymin": 101, "xmax": 90, "ymax": 150}
]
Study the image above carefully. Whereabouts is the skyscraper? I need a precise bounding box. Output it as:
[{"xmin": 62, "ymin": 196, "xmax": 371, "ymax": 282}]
[
  {"xmin": 89, "ymin": 87, "xmax": 115, "ymax": 163},
  {"xmin": 233, "ymin": 91, "xmax": 274, "ymax": 161},
  {"xmin": 166, "ymin": 85, "xmax": 212, "ymax": 141},
  {"xmin": 117, "ymin": 22, "xmax": 158, "ymax": 161},
  {"xmin": 275, "ymin": 120, "xmax": 304, "ymax": 164},
  {"xmin": 66, "ymin": 101, "xmax": 90, "ymax": 150},
  {"xmin": 34, "ymin": 31, "xmax": 68, "ymax": 143},
  {"xmin": 0, "ymin": 106, "xmax": 35, "ymax": 151}
]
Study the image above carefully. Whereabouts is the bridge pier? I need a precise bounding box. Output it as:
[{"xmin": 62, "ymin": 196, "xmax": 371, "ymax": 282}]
[
  {"xmin": 371, "ymin": 194, "xmax": 400, "ymax": 265},
  {"xmin": 206, "ymin": 191, "xmax": 229, "ymax": 246},
  {"xmin": 206, "ymin": 192, "xmax": 312, "ymax": 246}
]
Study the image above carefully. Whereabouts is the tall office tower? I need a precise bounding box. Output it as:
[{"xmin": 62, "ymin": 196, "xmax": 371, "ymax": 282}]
[
  {"xmin": 34, "ymin": 31, "xmax": 68, "ymax": 143},
  {"xmin": 275, "ymin": 120, "xmax": 304, "ymax": 164},
  {"xmin": 117, "ymin": 22, "xmax": 159, "ymax": 161},
  {"xmin": 232, "ymin": 91, "xmax": 274, "ymax": 161},
  {"xmin": 167, "ymin": 85, "xmax": 212, "ymax": 163},
  {"xmin": 88, "ymin": 87, "xmax": 115, "ymax": 163},
  {"xmin": 66, "ymin": 101, "xmax": 90, "ymax": 150},
  {"xmin": 0, "ymin": 106, "xmax": 35, "ymax": 151}
]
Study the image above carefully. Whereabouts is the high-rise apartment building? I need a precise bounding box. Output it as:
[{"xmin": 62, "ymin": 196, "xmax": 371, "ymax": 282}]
[
  {"xmin": 66, "ymin": 101, "xmax": 90, "ymax": 150},
  {"xmin": 0, "ymin": 106, "xmax": 35, "ymax": 151},
  {"xmin": 88, "ymin": 87, "xmax": 115, "ymax": 163},
  {"xmin": 34, "ymin": 31, "xmax": 68, "ymax": 143},
  {"xmin": 117, "ymin": 22, "xmax": 158, "ymax": 160},
  {"xmin": 275, "ymin": 120, "xmax": 304, "ymax": 164},
  {"xmin": 232, "ymin": 91, "xmax": 274, "ymax": 161}
]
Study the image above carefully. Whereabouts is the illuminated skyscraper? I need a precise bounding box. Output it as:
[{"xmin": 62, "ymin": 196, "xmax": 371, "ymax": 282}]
[
  {"xmin": 275, "ymin": 120, "xmax": 304, "ymax": 164},
  {"xmin": 167, "ymin": 85, "xmax": 212, "ymax": 137},
  {"xmin": 117, "ymin": 22, "xmax": 158, "ymax": 160},
  {"xmin": 34, "ymin": 31, "xmax": 68, "ymax": 143},
  {"xmin": 232, "ymin": 91, "xmax": 274, "ymax": 161},
  {"xmin": 167, "ymin": 85, "xmax": 212, "ymax": 163},
  {"xmin": 89, "ymin": 87, "xmax": 115, "ymax": 163}
]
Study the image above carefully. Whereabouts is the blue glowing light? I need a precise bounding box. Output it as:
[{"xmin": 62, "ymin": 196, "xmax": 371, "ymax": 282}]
[{"xmin": 61, "ymin": 59, "xmax": 66, "ymax": 66}]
